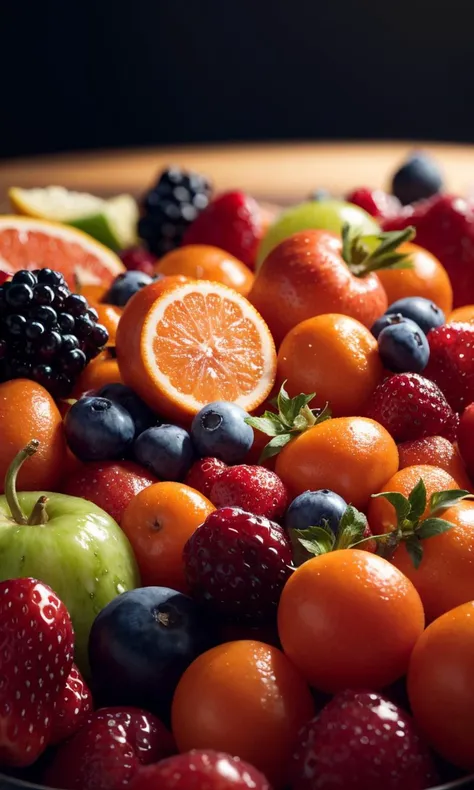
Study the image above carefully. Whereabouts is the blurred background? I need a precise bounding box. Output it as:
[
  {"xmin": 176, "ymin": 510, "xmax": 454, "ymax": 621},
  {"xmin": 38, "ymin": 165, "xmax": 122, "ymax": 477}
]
[{"xmin": 2, "ymin": 0, "xmax": 473, "ymax": 160}]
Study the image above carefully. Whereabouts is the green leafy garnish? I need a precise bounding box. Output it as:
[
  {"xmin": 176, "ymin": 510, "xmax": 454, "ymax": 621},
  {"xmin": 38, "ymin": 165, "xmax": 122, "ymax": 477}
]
[{"xmin": 341, "ymin": 224, "xmax": 416, "ymax": 277}]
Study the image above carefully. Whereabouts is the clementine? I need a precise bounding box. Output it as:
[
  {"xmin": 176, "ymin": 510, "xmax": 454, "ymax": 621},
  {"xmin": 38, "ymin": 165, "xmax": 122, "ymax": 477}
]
[
  {"xmin": 376, "ymin": 241, "xmax": 453, "ymax": 314},
  {"xmin": 155, "ymin": 245, "xmax": 254, "ymax": 296}
]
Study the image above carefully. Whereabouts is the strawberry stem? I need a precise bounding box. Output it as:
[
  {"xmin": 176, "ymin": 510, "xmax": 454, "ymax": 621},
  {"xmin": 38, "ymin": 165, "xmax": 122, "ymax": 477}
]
[{"xmin": 341, "ymin": 224, "xmax": 416, "ymax": 277}]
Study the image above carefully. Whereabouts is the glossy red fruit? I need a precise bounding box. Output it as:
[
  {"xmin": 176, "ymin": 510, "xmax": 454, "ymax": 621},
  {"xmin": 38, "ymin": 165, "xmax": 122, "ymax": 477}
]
[
  {"xmin": 184, "ymin": 457, "xmax": 228, "ymax": 498},
  {"xmin": 346, "ymin": 187, "xmax": 401, "ymax": 220},
  {"xmin": 119, "ymin": 247, "xmax": 157, "ymax": 276},
  {"xmin": 45, "ymin": 707, "xmax": 176, "ymax": 790},
  {"xmin": 458, "ymin": 403, "xmax": 474, "ymax": 479},
  {"xmin": 424, "ymin": 323, "xmax": 474, "ymax": 413},
  {"xmin": 128, "ymin": 750, "xmax": 272, "ymax": 790},
  {"xmin": 183, "ymin": 507, "xmax": 293, "ymax": 621},
  {"xmin": 290, "ymin": 689, "xmax": 437, "ymax": 790},
  {"xmin": 62, "ymin": 461, "xmax": 158, "ymax": 523},
  {"xmin": 383, "ymin": 194, "xmax": 474, "ymax": 308},
  {"xmin": 365, "ymin": 373, "xmax": 459, "ymax": 443},
  {"xmin": 210, "ymin": 464, "xmax": 288, "ymax": 520},
  {"xmin": 50, "ymin": 664, "xmax": 93, "ymax": 746},
  {"xmin": 182, "ymin": 191, "xmax": 263, "ymax": 269},
  {"xmin": 0, "ymin": 578, "xmax": 74, "ymax": 767}
]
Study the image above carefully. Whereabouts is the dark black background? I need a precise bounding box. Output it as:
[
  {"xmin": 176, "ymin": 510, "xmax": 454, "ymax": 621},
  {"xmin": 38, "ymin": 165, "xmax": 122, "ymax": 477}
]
[{"xmin": 2, "ymin": 0, "xmax": 473, "ymax": 159}]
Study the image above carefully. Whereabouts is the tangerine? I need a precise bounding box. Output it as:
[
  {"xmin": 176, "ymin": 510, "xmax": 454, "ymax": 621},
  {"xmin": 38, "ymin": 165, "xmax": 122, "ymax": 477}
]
[
  {"xmin": 376, "ymin": 241, "xmax": 453, "ymax": 314},
  {"xmin": 155, "ymin": 245, "xmax": 254, "ymax": 296},
  {"xmin": 89, "ymin": 302, "xmax": 122, "ymax": 347},
  {"xmin": 448, "ymin": 304, "xmax": 474, "ymax": 323},
  {"xmin": 72, "ymin": 350, "xmax": 122, "ymax": 397},
  {"xmin": 398, "ymin": 436, "xmax": 472, "ymax": 492}
]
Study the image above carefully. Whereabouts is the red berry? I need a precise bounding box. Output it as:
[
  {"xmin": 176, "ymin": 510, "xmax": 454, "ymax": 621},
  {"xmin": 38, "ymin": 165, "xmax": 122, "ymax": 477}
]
[
  {"xmin": 457, "ymin": 403, "xmax": 474, "ymax": 479},
  {"xmin": 346, "ymin": 187, "xmax": 401, "ymax": 220},
  {"xmin": 182, "ymin": 191, "xmax": 263, "ymax": 269},
  {"xmin": 382, "ymin": 194, "xmax": 474, "ymax": 308},
  {"xmin": 45, "ymin": 707, "xmax": 176, "ymax": 790},
  {"xmin": 184, "ymin": 457, "xmax": 228, "ymax": 498},
  {"xmin": 119, "ymin": 247, "xmax": 157, "ymax": 276},
  {"xmin": 50, "ymin": 664, "xmax": 93, "ymax": 746},
  {"xmin": 0, "ymin": 578, "xmax": 74, "ymax": 767},
  {"xmin": 290, "ymin": 689, "xmax": 437, "ymax": 790},
  {"xmin": 128, "ymin": 750, "xmax": 272, "ymax": 790},
  {"xmin": 424, "ymin": 323, "xmax": 474, "ymax": 413},
  {"xmin": 183, "ymin": 507, "xmax": 293, "ymax": 621},
  {"xmin": 365, "ymin": 373, "xmax": 459, "ymax": 443},
  {"xmin": 62, "ymin": 461, "xmax": 158, "ymax": 523},
  {"xmin": 210, "ymin": 464, "xmax": 288, "ymax": 520}
]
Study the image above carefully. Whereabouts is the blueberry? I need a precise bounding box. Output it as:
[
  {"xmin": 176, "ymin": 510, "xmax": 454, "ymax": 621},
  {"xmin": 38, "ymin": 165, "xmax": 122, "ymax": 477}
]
[
  {"xmin": 103, "ymin": 270, "xmax": 153, "ymax": 307},
  {"xmin": 385, "ymin": 297, "xmax": 445, "ymax": 335},
  {"xmin": 378, "ymin": 320, "xmax": 430, "ymax": 373},
  {"xmin": 285, "ymin": 489, "xmax": 348, "ymax": 535},
  {"xmin": 191, "ymin": 401, "xmax": 253, "ymax": 464},
  {"xmin": 371, "ymin": 312, "xmax": 409, "ymax": 339},
  {"xmin": 64, "ymin": 396, "xmax": 135, "ymax": 461},
  {"xmin": 134, "ymin": 424, "xmax": 194, "ymax": 480},
  {"xmin": 309, "ymin": 188, "xmax": 331, "ymax": 201},
  {"xmin": 88, "ymin": 586, "xmax": 216, "ymax": 715},
  {"xmin": 391, "ymin": 153, "xmax": 444, "ymax": 205},
  {"xmin": 96, "ymin": 383, "xmax": 157, "ymax": 438}
]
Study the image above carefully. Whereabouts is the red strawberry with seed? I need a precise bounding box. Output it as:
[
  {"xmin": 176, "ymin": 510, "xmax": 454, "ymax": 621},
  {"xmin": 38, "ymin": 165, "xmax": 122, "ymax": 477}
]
[
  {"xmin": 182, "ymin": 191, "xmax": 263, "ymax": 269},
  {"xmin": 50, "ymin": 664, "xmax": 93, "ymax": 746},
  {"xmin": 45, "ymin": 707, "xmax": 176, "ymax": 790},
  {"xmin": 128, "ymin": 750, "xmax": 272, "ymax": 790},
  {"xmin": 119, "ymin": 247, "xmax": 157, "ymax": 277},
  {"xmin": 184, "ymin": 457, "xmax": 227, "ymax": 498},
  {"xmin": 382, "ymin": 194, "xmax": 474, "ymax": 308},
  {"xmin": 424, "ymin": 323, "xmax": 474, "ymax": 413},
  {"xmin": 365, "ymin": 373, "xmax": 459, "ymax": 443},
  {"xmin": 183, "ymin": 507, "xmax": 293, "ymax": 621},
  {"xmin": 290, "ymin": 689, "xmax": 437, "ymax": 790},
  {"xmin": 346, "ymin": 187, "xmax": 401, "ymax": 220},
  {"xmin": 0, "ymin": 578, "xmax": 74, "ymax": 767},
  {"xmin": 210, "ymin": 464, "xmax": 288, "ymax": 520},
  {"xmin": 457, "ymin": 403, "xmax": 474, "ymax": 479}
]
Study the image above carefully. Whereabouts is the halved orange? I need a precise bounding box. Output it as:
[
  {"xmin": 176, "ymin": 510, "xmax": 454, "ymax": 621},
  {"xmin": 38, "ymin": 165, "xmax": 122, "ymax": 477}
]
[
  {"xmin": 0, "ymin": 216, "xmax": 124, "ymax": 288},
  {"xmin": 116, "ymin": 280, "xmax": 277, "ymax": 422}
]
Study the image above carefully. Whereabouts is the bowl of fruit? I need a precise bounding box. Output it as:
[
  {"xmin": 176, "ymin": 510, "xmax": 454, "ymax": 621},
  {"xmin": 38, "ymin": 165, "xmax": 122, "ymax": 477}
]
[{"xmin": 0, "ymin": 150, "xmax": 473, "ymax": 790}]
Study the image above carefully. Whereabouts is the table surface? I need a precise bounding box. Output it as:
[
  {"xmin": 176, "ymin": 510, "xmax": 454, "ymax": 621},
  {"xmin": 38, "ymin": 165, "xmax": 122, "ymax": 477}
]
[{"xmin": 1, "ymin": 141, "xmax": 474, "ymax": 209}]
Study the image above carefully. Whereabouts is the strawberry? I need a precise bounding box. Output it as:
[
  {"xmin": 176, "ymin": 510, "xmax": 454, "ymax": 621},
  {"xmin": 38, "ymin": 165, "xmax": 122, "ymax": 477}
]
[
  {"xmin": 0, "ymin": 578, "xmax": 74, "ymax": 767},
  {"xmin": 45, "ymin": 707, "xmax": 176, "ymax": 790},
  {"xmin": 184, "ymin": 457, "xmax": 228, "ymax": 498},
  {"xmin": 182, "ymin": 191, "xmax": 263, "ymax": 269},
  {"xmin": 119, "ymin": 247, "xmax": 157, "ymax": 277},
  {"xmin": 365, "ymin": 373, "xmax": 459, "ymax": 443},
  {"xmin": 209, "ymin": 464, "xmax": 288, "ymax": 520},
  {"xmin": 290, "ymin": 689, "xmax": 437, "ymax": 790},
  {"xmin": 382, "ymin": 194, "xmax": 474, "ymax": 308},
  {"xmin": 424, "ymin": 323, "xmax": 474, "ymax": 413},
  {"xmin": 50, "ymin": 663, "xmax": 93, "ymax": 746},
  {"xmin": 457, "ymin": 403, "xmax": 474, "ymax": 479},
  {"xmin": 346, "ymin": 187, "xmax": 401, "ymax": 220},
  {"xmin": 183, "ymin": 507, "xmax": 293, "ymax": 621},
  {"xmin": 128, "ymin": 750, "xmax": 272, "ymax": 790}
]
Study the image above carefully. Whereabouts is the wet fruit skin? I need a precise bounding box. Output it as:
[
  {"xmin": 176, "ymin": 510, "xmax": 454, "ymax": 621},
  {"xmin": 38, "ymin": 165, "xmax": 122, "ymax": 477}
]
[
  {"xmin": 275, "ymin": 416, "xmax": 399, "ymax": 509},
  {"xmin": 171, "ymin": 640, "xmax": 315, "ymax": 789},
  {"xmin": 408, "ymin": 600, "xmax": 474, "ymax": 772},
  {"xmin": 72, "ymin": 349, "xmax": 123, "ymax": 397},
  {"xmin": 397, "ymin": 436, "xmax": 472, "ymax": 492},
  {"xmin": 277, "ymin": 550, "xmax": 424, "ymax": 693},
  {"xmin": 155, "ymin": 244, "xmax": 255, "ymax": 296},
  {"xmin": 277, "ymin": 313, "xmax": 384, "ymax": 417},
  {"xmin": 375, "ymin": 242, "xmax": 453, "ymax": 315},
  {"xmin": 64, "ymin": 396, "xmax": 135, "ymax": 462},
  {"xmin": 249, "ymin": 230, "xmax": 388, "ymax": 345}
]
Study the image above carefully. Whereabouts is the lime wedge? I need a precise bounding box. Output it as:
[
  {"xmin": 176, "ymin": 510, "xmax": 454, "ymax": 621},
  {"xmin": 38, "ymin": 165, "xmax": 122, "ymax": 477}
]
[{"xmin": 9, "ymin": 186, "xmax": 139, "ymax": 251}]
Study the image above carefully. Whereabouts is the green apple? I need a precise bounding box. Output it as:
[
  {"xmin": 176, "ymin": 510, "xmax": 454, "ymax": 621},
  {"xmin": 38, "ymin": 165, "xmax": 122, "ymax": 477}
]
[
  {"xmin": 256, "ymin": 199, "xmax": 380, "ymax": 269},
  {"xmin": 0, "ymin": 442, "xmax": 140, "ymax": 674}
]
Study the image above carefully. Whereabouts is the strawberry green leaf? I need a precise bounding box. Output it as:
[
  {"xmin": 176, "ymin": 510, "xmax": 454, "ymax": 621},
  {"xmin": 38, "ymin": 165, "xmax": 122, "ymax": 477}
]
[
  {"xmin": 259, "ymin": 433, "xmax": 293, "ymax": 462},
  {"xmin": 371, "ymin": 491, "xmax": 411, "ymax": 522},
  {"xmin": 313, "ymin": 402, "xmax": 332, "ymax": 425},
  {"xmin": 417, "ymin": 518, "xmax": 455, "ymax": 540},
  {"xmin": 408, "ymin": 479, "xmax": 427, "ymax": 521},
  {"xmin": 290, "ymin": 525, "xmax": 335, "ymax": 565},
  {"xmin": 285, "ymin": 393, "xmax": 316, "ymax": 425},
  {"xmin": 429, "ymin": 489, "xmax": 471, "ymax": 516},
  {"xmin": 405, "ymin": 536, "xmax": 424, "ymax": 569},
  {"xmin": 245, "ymin": 413, "xmax": 284, "ymax": 437},
  {"xmin": 335, "ymin": 505, "xmax": 368, "ymax": 549}
]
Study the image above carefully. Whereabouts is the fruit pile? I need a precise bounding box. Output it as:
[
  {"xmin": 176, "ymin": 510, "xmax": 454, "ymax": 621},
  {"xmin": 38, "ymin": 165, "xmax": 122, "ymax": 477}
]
[{"xmin": 1, "ymin": 152, "xmax": 474, "ymax": 790}]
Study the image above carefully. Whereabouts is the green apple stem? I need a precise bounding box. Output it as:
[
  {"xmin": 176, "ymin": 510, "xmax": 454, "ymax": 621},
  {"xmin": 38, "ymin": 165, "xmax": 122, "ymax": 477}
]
[
  {"xmin": 4, "ymin": 440, "xmax": 40, "ymax": 525},
  {"xmin": 27, "ymin": 496, "xmax": 50, "ymax": 526}
]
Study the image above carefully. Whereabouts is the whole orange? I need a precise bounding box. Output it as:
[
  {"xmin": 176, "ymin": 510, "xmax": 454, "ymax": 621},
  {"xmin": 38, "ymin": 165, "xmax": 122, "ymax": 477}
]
[
  {"xmin": 275, "ymin": 417, "xmax": 399, "ymax": 509},
  {"xmin": 89, "ymin": 302, "xmax": 122, "ymax": 347},
  {"xmin": 72, "ymin": 350, "xmax": 122, "ymax": 397},
  {"xmin": 171, "ymin": 640, "xmax": 314, "ymax": 788},
  {"xmin": 448, "ymin": 304, "xmax": 474, "ymax": 323},
  {"xmin": 248, "ymin": 229, "xmax": 388, "ymax": 345},
  {"xmin": 376, "ymin": 241, "xmax": 453, "ymax": 314},
  {"xmin": 121, "ymin": 482, "xmax": 215, "ymax": 591},
  {"xmin": 408, "ymin": 601, "xmax": 474, "ymax": 771},
  {"xmin": 367, "ymin": 464, "xmax": 460, "ymax": 535},
  {"xmin": 0, "ymin": 379, "xmax": 67, "ymax": 492},
  {"xmin": 278, "ymin": 550, "xmax": 424, "ymax": 692},
  {"xmin": 277, "ymin": 313, "xmax": 383, "ymax": 417},
  {"xmin": 397, "ymin": 436, "xmax": 472, "ymax": 492},
  {"xmin": 155, "ymin": 245, "xmax": 254, "ymax": 296}
]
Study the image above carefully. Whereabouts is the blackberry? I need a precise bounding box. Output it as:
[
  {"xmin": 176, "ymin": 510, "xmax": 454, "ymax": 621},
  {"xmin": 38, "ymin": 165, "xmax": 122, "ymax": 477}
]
[
  {"xmin": 138, "ymin": 166, "xmax": 213, "ymax": 257},
  {"xmin": 0, "ymin": 269, "xmax": 108, "ymax": 397}
]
